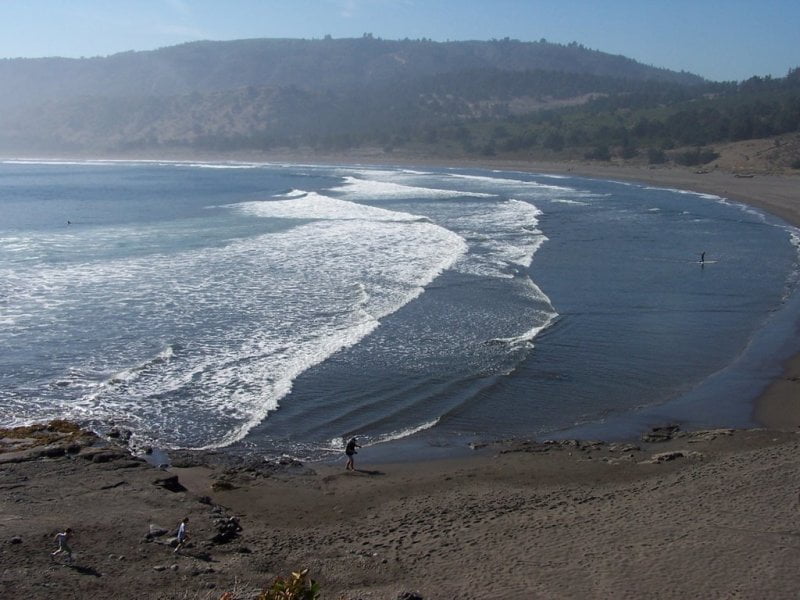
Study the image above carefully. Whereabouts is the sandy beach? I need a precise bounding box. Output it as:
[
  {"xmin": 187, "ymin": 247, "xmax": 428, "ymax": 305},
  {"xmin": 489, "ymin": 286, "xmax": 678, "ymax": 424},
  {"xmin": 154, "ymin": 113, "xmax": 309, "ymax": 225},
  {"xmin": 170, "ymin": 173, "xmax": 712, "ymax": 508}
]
[{"xmin": 2, "ymin": 158, "xmax": 799, "ymax": 599}]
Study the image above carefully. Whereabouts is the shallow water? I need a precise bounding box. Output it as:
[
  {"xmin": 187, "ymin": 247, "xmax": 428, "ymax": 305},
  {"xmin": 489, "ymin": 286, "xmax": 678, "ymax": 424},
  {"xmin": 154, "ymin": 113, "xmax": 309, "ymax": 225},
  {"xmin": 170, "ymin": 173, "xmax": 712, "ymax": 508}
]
[{"xmin": 1, "ymin": 160, "xmax": 798, "ymax": 459}]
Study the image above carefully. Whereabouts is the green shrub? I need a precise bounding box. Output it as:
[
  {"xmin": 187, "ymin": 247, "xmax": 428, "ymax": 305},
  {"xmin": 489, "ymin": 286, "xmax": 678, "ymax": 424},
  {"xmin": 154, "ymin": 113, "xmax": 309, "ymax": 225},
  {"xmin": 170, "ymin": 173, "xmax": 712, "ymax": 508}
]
[
  {"xmin": 673, "ymin": 147, "xmax": 719, "ymax": 166},
  {"xmin": 647, "ymin": 147, "xmax": 668, "ymax": 164},
  {"xmin": 584, "ymin": 145, "xmax": 611, "ymax": 160},
  {"xmin": 258, "ymin": 569, "xmax": 321, "ymax": 600}
]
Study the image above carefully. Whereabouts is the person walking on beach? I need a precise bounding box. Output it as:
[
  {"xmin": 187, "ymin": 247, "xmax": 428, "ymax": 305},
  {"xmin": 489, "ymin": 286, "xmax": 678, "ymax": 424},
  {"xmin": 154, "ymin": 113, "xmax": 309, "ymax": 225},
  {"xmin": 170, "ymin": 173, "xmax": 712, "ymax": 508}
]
[
  {"xmin": 173, "ymin": 517, "xmax": 189, "ymax": 553},
  {"xmin": 345, "ymin": 437, "xmax": 361, "ymax": 471},
  {"xmin": 51, "ymin": 528, "xmax": 73, "ymax": 562},
  {"xmin": 700, "ymin": 251, "xmax": 706, "ymax": 264}
]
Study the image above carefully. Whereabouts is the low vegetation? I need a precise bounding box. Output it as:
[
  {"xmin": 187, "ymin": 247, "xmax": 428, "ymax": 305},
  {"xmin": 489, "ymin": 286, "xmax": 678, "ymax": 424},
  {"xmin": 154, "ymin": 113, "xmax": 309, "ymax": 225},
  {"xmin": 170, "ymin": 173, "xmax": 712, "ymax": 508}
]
[{"xmin": 216, "ymin": 569, "xmax": 321, "ymax": 600}]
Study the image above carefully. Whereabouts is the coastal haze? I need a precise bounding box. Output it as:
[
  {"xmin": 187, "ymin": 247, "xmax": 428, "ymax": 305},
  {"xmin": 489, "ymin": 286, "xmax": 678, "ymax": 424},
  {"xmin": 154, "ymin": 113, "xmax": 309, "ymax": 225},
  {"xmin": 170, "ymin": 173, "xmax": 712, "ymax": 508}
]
[
  {"xmin": 3, "ymin": 4, "xmax": 800, "ymax": 598},
  {"xmin": 0, "ymin": 37, "xmax": 702, "ymax": 156}
]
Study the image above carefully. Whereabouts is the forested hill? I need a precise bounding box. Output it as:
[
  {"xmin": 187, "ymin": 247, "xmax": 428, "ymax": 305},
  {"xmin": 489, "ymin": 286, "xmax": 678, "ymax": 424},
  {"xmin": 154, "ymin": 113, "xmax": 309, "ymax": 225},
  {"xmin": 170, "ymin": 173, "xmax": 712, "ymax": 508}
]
[
  {"xmin": 0, "ymin": 36, "xmax": 702, "ymax": 108},
  {"xmin": 2, "ymin": 36, "xmax": 798, "ymax": 169}
]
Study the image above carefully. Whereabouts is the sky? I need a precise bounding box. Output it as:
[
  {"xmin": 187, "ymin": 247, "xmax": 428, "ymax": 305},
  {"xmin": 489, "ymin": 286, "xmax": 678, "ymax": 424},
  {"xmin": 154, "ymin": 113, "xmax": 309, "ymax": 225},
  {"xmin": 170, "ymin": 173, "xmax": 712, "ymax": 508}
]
[{"xmin": 0, "ymin": 0, "xmax": 797, "ymax": 82}]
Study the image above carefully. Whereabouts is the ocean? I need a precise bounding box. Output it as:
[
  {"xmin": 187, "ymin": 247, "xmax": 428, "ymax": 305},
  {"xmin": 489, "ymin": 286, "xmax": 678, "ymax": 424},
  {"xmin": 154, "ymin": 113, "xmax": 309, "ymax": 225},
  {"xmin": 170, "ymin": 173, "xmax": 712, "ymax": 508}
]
[{"xmin": 2, "ymin": 159, "xmax": 798, "ymax": 461}]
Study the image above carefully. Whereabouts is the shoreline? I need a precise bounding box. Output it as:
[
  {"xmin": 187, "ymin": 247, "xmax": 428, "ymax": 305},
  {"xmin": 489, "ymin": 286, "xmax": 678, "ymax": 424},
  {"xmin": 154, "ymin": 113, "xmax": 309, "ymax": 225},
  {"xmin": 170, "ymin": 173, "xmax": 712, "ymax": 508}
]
[
  {"xmin": 264, "ymin": 152, "xmax": 800, "ymax": 439},
  {"xmin": 500, "ymin": 160, "xmax": 800, "ymax": 433},
  {"xmin": 3, "ymin": 156, "xmax": 800, "ymax": 598},
  {"xmin": 3, "ymin": 153, "xmax": 799, "ymax": 441},
  {"xmin": 365, "ymin": 155, "xmax": 800, "ymax": 435}
]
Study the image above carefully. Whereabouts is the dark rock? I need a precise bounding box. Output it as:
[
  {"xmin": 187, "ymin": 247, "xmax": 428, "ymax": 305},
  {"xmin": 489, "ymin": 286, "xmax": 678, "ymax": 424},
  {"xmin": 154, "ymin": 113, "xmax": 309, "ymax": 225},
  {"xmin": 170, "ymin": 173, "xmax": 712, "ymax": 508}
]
[
  {"xmin": 39, "ymin": 445, "xmax": 66, "ymax": 458},
  {"xmin": 397, "ymin": 593, "xmax": 424, "ymax": 600},
  {"xmin": 641, "ymin": 424, "xmax": 681, "ymax": 443},
  {"xmin": 649, "ymin": 450, "xmax": 703, "ymax": 463},
  {"xmin": 211, "ymin": 480, "xmax": 236, "ymax": 492},
  {"xmin": 88, "ymin": 450, "xmax": 127, "ymax": 463},
  {"xmin": 10, "ymin": 535, "xmax": 22, "ymax": 544},
  {"xmin": 608, "ymin": 443, "xmax": 641, "ymax": 453},
  {"xmin": 167, "ymin": 449, "xmax": 316, "ymax": 476},
  {"xmin": 99, "ymin": 480, "xmax": 128, "ymax": 490},
  {"xmin": 107, "ymin": 428, "xmax": 121, "ymax": 439},
  {"xmin": 210, "ymin": 516, "xmax": 243, "ymax": 544},
  {"xmin": 109, "ymin": 459, "xmax": 146, "ymax": 470},
  {"xmin": 152, "ymin": 475, "xmax": 187, "ymax": 493},
  {"xmin": 65, "ymin": 443, "xmax": 82, "ymax": 454},
  {"xmin": 148, "ymin": 525, "xmax": 169, "ymax": 538}
]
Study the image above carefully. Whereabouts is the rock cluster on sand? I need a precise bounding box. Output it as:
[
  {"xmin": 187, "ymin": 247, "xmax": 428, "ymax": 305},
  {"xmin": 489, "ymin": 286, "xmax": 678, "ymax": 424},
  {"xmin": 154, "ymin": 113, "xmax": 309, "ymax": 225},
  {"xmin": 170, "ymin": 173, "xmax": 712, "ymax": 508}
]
[{"xmin": 6, "ymin": 418, "xmax": 800, "ymax": 598}]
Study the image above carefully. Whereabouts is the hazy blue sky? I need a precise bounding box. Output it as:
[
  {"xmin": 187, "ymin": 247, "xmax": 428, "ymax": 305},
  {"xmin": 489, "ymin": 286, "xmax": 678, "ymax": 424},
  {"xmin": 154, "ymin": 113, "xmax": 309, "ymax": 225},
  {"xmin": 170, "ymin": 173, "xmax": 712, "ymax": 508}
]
[{"xmin": 0, "ymin": 0, "xmax": 797, "ymax": 82}]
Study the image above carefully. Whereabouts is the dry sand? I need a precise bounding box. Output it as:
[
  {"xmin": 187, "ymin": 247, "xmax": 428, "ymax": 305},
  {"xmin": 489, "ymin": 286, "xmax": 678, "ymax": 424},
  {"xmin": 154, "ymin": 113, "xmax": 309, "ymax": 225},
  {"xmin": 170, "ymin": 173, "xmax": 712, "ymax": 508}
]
[
  {"xmin": 2, "ymin": 157, "xmax": 800, "ymax": 599},
  {"xmin": 4, "ymin": 425, "xmax": 800, "ymax": 599}
]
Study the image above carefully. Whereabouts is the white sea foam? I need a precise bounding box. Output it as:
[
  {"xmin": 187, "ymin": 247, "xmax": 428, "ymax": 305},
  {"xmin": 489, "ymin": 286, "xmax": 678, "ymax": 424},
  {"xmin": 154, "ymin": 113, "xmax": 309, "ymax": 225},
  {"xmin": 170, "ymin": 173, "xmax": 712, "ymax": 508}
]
[
  {"xmin": 0, "ymin": 164, "xmax": 561, "ymax": 450},
  {"xmin": 363, "ymin": 418, "xmax": 441, "ymax": 446},
  {"xmin": 1, "ymin": 188, "xmax": 469, "ymax": 448},
  {"xmin": 325, "ymin": 418, "xmax": 440, "ymax": 451},
  {"xmin": 1, "ymin": 159, "xmax": 121, "ymax": 166},
  {"xmin": 330, "ymin": 175, "xmax": 495, "ymax": 200},
  {"xmin": 328, "ymin": 171, "xmax": 550, "ymax": 279},
  {"xmin": 488, "ymin": 302, "xmax": 558, "ymax": 350},
  {"xmin": 179, "ymin": 162, "xmax": 264, "ymax": 170},
  {"xmin": 444, "ymin": 198, "xmax": 547, "ymax": 277},
  {"xmin": 449, "ymin": 172, "xmax": 575, "ymax": 193},
  {"xmin": 551, "ymin": 198, "xmax": 589, "ymax": 205},
  {"xmin": 234, "ymin": 190, "xmax": 434, "ymax": 224}
]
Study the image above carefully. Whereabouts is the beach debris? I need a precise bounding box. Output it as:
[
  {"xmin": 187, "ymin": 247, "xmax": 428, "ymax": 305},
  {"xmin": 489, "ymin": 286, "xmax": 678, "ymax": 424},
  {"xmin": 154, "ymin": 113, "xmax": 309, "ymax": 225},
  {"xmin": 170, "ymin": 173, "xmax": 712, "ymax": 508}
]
[
  {"xmin": 607, "ymin": 443, "xmax": 641, "ymax": 453},
  {"xmin": 647, "ymin": 450, "xmax": 704, "ymax": 464},
  {"xmin": 686, "ymin": 429, "xmax": 735, "ymax": 443},
  {"xmin": 641, "ymin": 424, "xmax": 681, "ymax": 443}
]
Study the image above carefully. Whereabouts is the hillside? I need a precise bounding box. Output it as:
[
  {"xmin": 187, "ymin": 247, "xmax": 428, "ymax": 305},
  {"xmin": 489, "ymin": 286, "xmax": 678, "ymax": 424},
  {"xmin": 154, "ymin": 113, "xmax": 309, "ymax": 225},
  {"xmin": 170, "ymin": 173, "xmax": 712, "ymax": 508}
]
[
  {"xmin": 0, "ymin": 36, "xmax": 797, "ymax": 170},
  {"xmin": 0, "ymin": 36, "xmax": 707, "ymax": 156},
  {"xmin": 0, "ymin": 36, "xmax": 702, "ymax": 109}
]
